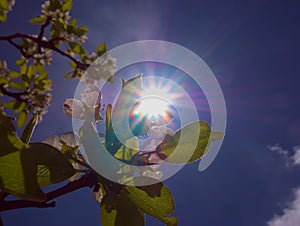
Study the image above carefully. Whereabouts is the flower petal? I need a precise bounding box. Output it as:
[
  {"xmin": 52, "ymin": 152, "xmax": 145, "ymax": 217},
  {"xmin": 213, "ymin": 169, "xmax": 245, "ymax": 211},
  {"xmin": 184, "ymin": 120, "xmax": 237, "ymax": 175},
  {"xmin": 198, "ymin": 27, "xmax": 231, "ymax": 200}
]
[
  {"xmin": 43, "ymin": 135, "xmax": 61, "ymax": 150},
  {"xmin": 80, "ymin": 86, "xmax": 101, "ymax": 108},
  {"xmin": 60, "ymin": 132, "xmax": 81, "ymax": 148},
  {"xmin": 63, "ymin": 99, "xmax": 85, "ymax": 119}
]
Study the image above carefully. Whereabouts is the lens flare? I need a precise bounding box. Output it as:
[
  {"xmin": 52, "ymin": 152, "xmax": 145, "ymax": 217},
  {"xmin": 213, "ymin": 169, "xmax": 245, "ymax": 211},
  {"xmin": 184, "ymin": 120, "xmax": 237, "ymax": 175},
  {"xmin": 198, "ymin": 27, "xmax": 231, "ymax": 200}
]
[{"xmin": 134, "ymin": 96, "xmax": 169, "ymax": 119}]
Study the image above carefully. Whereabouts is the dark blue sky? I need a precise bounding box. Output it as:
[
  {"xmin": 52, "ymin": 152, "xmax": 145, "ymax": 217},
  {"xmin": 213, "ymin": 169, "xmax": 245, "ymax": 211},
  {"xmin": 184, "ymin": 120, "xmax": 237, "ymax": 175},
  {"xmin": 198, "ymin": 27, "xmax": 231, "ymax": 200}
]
[{"xmin": 1, "ymin": 0, "xmax": 300, "ymax": 226}]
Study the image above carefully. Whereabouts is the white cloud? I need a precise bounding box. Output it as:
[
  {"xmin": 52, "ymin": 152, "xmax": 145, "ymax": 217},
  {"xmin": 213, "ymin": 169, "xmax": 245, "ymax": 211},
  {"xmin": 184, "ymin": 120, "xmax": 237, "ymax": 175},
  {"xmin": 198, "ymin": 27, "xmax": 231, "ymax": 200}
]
[
  {"xmin": 268, "ymin": 144, "xmax": 300, "ymax": 166},
  {"xmin": 267, "ymin": 144, "xmax": 300, "ymax": 226},
  {"xmin": 268, "ymin": 188, "xmax": 300, "ymax": 226},
  {"xmin": 267, "ymin": 144, "xmax": 288, "ymax": 156},
  {"xmin": 292, "ymin": 146, "xmax": 300, "ymax": 166}
]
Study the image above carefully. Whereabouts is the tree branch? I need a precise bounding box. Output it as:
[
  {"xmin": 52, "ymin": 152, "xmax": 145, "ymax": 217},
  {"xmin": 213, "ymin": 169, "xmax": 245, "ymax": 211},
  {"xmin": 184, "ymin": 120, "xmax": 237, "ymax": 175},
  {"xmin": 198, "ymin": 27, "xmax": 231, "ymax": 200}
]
[
  {"xmin": 0, "ymin": 191, "xmax": 9, "ymax": 201},
  {"xmin": 0, "ymin": 84, "xmax": 28, "ymax": 102},
  {"xmin": 0, "ymin": 33, "xmax": 89, "ymax": 71},
  {"xmin": 0, "ymin": 172, "xmax": 98, "ymax": 212}
]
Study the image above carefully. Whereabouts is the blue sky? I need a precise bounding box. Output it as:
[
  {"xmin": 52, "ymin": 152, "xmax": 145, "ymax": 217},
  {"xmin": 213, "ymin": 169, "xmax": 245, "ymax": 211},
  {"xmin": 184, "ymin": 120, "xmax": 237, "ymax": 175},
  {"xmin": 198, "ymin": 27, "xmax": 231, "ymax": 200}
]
[{"xmin": 1, "ymin": 0, "xmax": 300, "ymax": 226}]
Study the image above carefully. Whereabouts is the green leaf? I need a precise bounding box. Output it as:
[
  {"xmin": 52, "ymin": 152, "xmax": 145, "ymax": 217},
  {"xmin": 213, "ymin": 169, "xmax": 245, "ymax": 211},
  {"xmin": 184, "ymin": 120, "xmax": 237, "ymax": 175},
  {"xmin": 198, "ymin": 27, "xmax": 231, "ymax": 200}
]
[
  {"xmin": 0, "ymin": 142, "xmax": 75, "ymax": 201},
  {"xmin": 0, "ymin": 10, "xmax": 7, "ymax": 23},
  {"xmin": 105, "ymin": 104, "xmax": 122, "ymax": 155},
  {"xmin": 0, "ymin": 77, "xmax": 9, "ymax": 84},
  {"xmin": 49, "ymin": 0, "xmax": 61, "ymax": 11},
  {"xmin": 0, "ymin": 109, "xmax": 25, "ymax": 157},
  {"xmin": 21, "ymin": 114, "xmax": 38, "ymax": 143},
  {"xmin": 0, "ymin": 0, "xmax": 8, "ymax": 10},
  {"xmin": 76, "ymin": 26, "xmax": 88, "ymax": 36},
  {"xmin": 69, "ymin": 60, "xmax": 76, "ymax": 68},
  {"xmin": 29, "ymin": 16, "xmax": 46, "ymax": 24},
  {"xmin": 16, "ymin": 58, "xmax": 26, "ymax": 67},
  {"xmin": 17, "ymin": 111, "xmax": 28, "ymax": 128},
  {"xmin": 28, "ymin": 143, "xmax": 76, "ymax": 186},
  {"xmin": 156, "ymin": 121, "xmax": 224, "ymax": 164},
  {"xmin": 69, "ymin": 41, "xmax": 81, "ymax": 54},
  {"xmin": 114, "ymin": 137, "xmax": 139, "ymax": 183},
  {"xmin": 62, "ymin": 0, "xmax": 72, "ymax": 11},
  {"xmin": 100, "ymin": 190, "xmax": 145, "ymax": 226},
  {"xmin": 0, "ymin": 151, "xmax": 46, "ymax": 201},
  {"xmin": 9, "ymin": 71, "xmax": 19, "ymax": 78},
  {"xmin": 14, "ymin": 101, "xmax": 26, "ymax": 113},
  {"xmin": 4, "ymin": 100, "xmax": 16, "ymax": 109},
  {"xmin": 111, "ymin": 74, "xmax": 145, "ymax": 145},
  {"xmin": 126, "ymin": 177, "xmax": 176, "ymax": 225},
  {"xmin": 114, "ymin": 137, "xmax": 139, "ymax": 161},
  {"xmin": 96, "ymin": 42, "xmax": 106, "ymax": 56},
  {"xmin": 10, "ymin": 81, "xmax": 24, "ymax": 90},
  {"xmin": 100, "ymin": 193, "xmax": 117, "ymax": 226}
]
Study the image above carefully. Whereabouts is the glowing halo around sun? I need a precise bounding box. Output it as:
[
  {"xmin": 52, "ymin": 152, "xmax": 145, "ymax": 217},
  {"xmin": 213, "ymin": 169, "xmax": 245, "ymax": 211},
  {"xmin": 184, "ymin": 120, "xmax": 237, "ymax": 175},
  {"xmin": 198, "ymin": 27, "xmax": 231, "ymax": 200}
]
[{"xmin": 72, "ymin": 40, "xmax": 227, "ymax": 186}]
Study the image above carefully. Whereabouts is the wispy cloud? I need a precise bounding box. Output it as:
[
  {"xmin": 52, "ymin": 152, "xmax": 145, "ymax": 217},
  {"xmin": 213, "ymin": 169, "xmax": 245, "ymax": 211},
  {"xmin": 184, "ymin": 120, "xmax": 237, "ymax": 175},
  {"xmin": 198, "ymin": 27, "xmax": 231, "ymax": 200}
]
[
  {"xmin": 268, "ymin": 188, "xmax": 300, "ymax": 226},
  {"xmin": 267, "ymin": 144, "xmax": 300, "ymax": 166},
  {"xmin": 267, "ymin": 144, "xmax": 300, "ymax": 226},
  {"xmin": 291, "ymin": 146, "xmax": 300, "ymax": 166},
  {"xmin": 267, "ymin": 144, "xmax": 289, "ymax": 156}
]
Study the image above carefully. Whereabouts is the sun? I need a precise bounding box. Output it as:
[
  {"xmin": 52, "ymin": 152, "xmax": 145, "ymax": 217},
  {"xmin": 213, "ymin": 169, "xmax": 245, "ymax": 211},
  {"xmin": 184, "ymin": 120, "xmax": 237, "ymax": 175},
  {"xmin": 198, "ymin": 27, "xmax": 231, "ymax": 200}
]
[
  {"xmin": 134, "ymin": 95, "xmax": 170, "ymax": 119},
  {"xmin": 133, "ymin": 85, "xmax": 173, "ymax": 120}
]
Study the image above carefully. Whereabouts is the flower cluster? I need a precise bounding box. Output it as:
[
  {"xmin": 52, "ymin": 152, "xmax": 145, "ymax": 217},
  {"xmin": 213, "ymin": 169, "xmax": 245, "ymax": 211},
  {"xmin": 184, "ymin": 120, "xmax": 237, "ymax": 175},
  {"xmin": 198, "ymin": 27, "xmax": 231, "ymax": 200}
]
[
  {"xmin": 0, "ymin": 61, "xmax": 9, "ymax": 78},
  {"xmin": 139, "ymin": 125, "xmax": 175, "ymax": 180},
  {"xmin": 20, "ymin": 37, "xmax": 53, "ymax": 65},
  {"xmin": 24, "ymin": 91, "xmax": 52, "ymax": 116},
  {"xmin": 82, "ymin": 53, "xmax": 117, "ymax": 86},
  {"xmin": 63, "ymin": 85, "xmax": 102, "ymax": 121},
  {"xmin": 41, "ymin": 1, "xmax": 71, "ymax": 24}
]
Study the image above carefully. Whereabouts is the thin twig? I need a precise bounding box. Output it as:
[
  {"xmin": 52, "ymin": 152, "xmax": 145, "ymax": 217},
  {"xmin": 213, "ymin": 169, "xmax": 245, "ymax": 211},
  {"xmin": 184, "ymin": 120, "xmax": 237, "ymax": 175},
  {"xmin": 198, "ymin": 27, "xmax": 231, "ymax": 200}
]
[
  {"xmin": 0, "ymin": 84, "xmax": 28, "ymax": 102},
  {"xmin": 0, "ymin": 173, "xmax": 98, "ymax": 212},
  {"xmin": 0, "ymin": 33, "xmax": 89, "ymax": 70}
]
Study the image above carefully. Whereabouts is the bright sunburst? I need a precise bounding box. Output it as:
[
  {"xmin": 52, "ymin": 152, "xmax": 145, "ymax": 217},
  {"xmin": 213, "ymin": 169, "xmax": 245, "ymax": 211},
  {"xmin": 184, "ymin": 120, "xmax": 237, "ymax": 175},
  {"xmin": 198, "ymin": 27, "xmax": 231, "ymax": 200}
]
[{"xmin": 134, "ymin": 95, "xmax": 170, "ymax": 118}]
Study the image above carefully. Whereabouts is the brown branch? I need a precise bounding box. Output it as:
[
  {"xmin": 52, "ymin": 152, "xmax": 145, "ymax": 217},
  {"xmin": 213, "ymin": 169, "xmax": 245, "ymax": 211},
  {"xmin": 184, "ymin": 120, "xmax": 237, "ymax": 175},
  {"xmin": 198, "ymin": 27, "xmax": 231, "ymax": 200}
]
[
  {"xmin": 0, "ymin": 172, "xmax": 98, "ymax": 212},
  {"xmin": 37, "ymin": 17, "xmax": 51, "ymax": 52},
  {"xmin": 0, "ymin": 200, "xmax": 56, "ymax": 211},
  {"xmin": 0, "ymin": 84, "xmax": 28, "ymax": 102},
  {"xmin": 0, "ymin": 191, "xmax": 9, "ymax": 201},
  {"xmin": 0, "ymin": 33, "xmax": 89, "ymax": 71},
  {"xmin": 0, "ymin": 214, "xmax": 3, "ymax": 226}
]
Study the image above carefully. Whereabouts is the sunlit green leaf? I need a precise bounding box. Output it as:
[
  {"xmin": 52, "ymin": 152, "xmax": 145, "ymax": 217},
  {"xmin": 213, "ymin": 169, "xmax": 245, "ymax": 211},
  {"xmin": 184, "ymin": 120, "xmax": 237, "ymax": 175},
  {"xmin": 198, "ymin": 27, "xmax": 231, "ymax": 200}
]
[
  {"xmin": 10, "ymin": 81, "xmax": 24, "ymax": 90},
  {"xmin": 16, "ymin": 58, "xmax": 26, "ymax": 67},
  {"xmin": 114, "ymin": 137, "xmax": 139, "ymax": 161},
  {"xmin": 9, "ymin": 71, "xmax": 19, "ymax": 78},
  {"xmin": 0, "ymin": 142, "xmax": 75, "ymax": 201},
  {"xmin": 14, "ymin": 101, "xmax": 26, "ymax": 113},
  {"xmin": 69, "ymin": 41, "xmax": 81, "ymax": 54},
  {"xmin": 0, "ymin": 0, "xmax": 8, "ymax": 10},
  {"xmin": 76, "ymin": 26, "xmax": 88, "ymax": 36},
  {"xmin": 96, "ymin": 42, "xmax": 106, "ymax": 56},
  {"xmin": 17, "ymin": 111, "xmax": 28, "ymax": 128},
  {"xmin": 69, "ymin": 60, "xmax": 76, "ymax": 68},
  {"xmin": 29, "ymin": 16, "xmax": 46, "ymax": 24},
  {"xmin": 62, "ymin": 0, "xmax": 72, "ymax": 11},
  {"xmin": 4, "ymin": 100, "xmax": 16, "ymax": 109},
  {"xmin": 0, "ymin": 151, "xmax": 46, "ymax": 201},
  {"xmin": 0, "ymin": 10, "xmax": 7, "ymax": 23},
  {"xmin": 0, "ymin": 109, "xmax": 25, "ymax": 156},
  {"xmin": 0, "ymin": 77, "xmax": 8, "ymax": 84},
  {"xmin": 126, "ymin": 177, "xmax": 176, "ymax": 225},
  {"xmin": 156, "ymin": 121, "xmax": 224, "ymax": 164}
]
